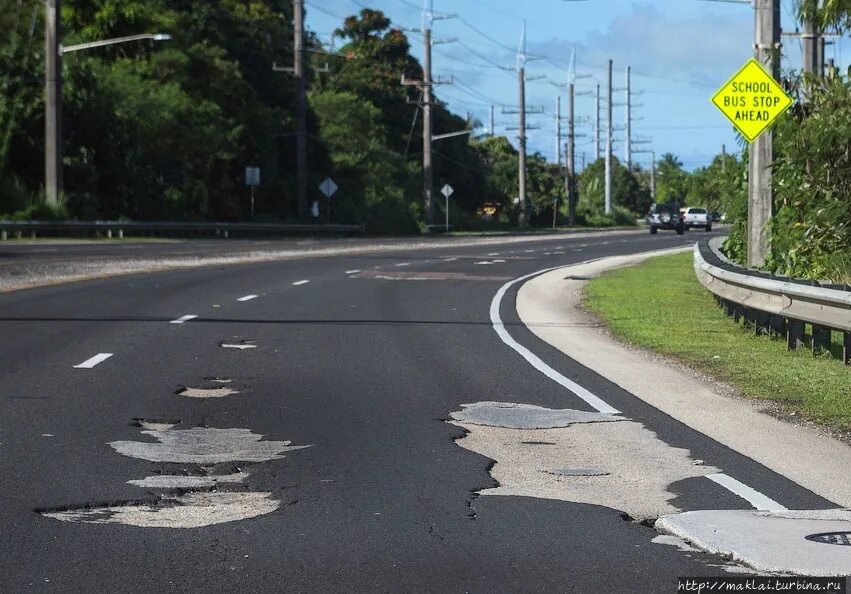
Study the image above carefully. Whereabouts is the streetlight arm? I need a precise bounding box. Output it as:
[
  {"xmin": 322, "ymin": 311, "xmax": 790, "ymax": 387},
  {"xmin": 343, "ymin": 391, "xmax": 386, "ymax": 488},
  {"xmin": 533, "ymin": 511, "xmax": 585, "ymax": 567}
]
[{"xmin": 61, "ymin": 33, "xmax": 171, "ymax": 54}]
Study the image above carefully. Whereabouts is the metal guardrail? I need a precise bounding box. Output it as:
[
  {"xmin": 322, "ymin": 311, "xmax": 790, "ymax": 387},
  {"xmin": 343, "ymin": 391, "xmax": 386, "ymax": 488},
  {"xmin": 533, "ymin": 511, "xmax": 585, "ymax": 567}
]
[
  {"xmin": 0, "ymin": 220, "xmax": 366, "ymax": 239},
  {"xmin": 694, "ymin": 237, "xmax": 851, "ymax": 365}
]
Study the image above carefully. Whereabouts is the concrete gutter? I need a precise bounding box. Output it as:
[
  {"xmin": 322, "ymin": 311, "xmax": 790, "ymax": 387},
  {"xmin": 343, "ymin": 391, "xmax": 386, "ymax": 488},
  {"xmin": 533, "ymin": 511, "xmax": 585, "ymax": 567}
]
[{"xmin": 515, "ymin": 248, "xmax": 851, "ymax": 509}]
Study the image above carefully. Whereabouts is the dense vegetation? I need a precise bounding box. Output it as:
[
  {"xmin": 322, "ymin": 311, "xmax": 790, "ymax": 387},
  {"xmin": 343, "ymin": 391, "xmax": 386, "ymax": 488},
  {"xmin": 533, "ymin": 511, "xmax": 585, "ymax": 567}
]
[{"xmin": 0, "ymin": 1, "xmax": 654, "ymax": 232}]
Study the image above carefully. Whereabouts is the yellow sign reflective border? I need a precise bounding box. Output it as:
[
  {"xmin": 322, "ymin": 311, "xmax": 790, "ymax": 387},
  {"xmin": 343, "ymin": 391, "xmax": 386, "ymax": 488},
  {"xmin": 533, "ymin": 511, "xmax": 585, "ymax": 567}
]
[{"xmin": 711, "ymin": 58, "xmax": 794, "ymax": 143}]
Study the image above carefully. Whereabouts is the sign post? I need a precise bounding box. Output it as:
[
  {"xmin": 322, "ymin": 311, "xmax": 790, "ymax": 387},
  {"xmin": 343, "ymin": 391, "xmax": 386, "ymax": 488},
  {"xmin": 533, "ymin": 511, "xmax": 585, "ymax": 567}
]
[
  {"xmin": 441, "ymin": 184, "xmax": 454, "ymax": 232},
  {"xmin": 245, "ymin": 167, "xmax": 261, "ymax": 220},
  {"xmin": 318, "ymin": 177, "xmax": 338, "ymax": 223}
]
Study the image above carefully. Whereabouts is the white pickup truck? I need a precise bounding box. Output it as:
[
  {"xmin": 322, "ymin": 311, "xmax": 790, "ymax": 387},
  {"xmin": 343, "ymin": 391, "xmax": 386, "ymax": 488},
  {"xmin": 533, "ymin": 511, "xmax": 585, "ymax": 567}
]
[{"xmin": 681, "ymin": 207, "xmax": 712, "ymax": 232}]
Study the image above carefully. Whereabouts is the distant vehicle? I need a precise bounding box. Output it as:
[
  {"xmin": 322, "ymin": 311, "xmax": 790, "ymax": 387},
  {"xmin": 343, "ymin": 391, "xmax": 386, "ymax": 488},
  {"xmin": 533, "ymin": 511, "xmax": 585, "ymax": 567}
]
[
  {"xmin": 647, "ymin": 202, "xmax": 685, "ymax": 235},
  {"xmin": 710, "ymin": 212, "xmax": 722, "ymax": 222},
  {"xmin": 682, "ymin": 207, "xmax": 712, "ymax": 232}
]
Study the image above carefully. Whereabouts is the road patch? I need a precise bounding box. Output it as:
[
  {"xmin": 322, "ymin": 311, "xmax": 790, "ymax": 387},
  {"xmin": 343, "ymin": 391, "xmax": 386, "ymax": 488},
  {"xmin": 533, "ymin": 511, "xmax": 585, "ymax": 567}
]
[{"xmin": 176, "ymin": 386, "xmax": 240, "ymax": 399}]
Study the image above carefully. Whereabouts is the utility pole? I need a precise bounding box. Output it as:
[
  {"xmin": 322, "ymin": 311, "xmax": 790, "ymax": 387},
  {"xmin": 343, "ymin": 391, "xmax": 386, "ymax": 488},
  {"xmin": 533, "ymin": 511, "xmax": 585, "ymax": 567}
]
[
  {"xmin": 423, "ymin": 25, "xmax": 434, "ymax": 227},
  {"xmin": 518, "ymin": 63, "xmax": 528, "ymax": 228},
  {"xmin": 650, "ymin": 151, "xmax": 656, "ymax": 201},
  {"xmin": 567, "ymin": 82, "xmax": 576, "ymax": 226},
  {"xmin": 748, "ymin": 0, "xmax": 780, "ymax": 267},
  {"xmin": 802, "ymin": 0, "xmax": 820, "ymax": 75},
  {"xmin": 605, "ymin": 59, "xmax": 613, "ymax": 215},
  {"xmin": 555, "ymin": 96, "xmax": 562, "ymax": 165},
  {"xmin": 625, "ymin": 66, "xmax": 631, "ymax": 170},
  {"xmin": 721, "ymin": 143, "xmax": 727, "ymax": 174},
  {"xmin": 45, "ymin": 0, "xmax": 61, "ymax": 206},
  {"xmin": 594, "ymin": 83, "xmax": 601, "ymax": 161},
  {"xmin": 294, "ymin": 0, "xmax": 308, "ymax": 219},
  {"xmin": 489, "ymin": 104, "xmax": 495, "ymax": 137}
]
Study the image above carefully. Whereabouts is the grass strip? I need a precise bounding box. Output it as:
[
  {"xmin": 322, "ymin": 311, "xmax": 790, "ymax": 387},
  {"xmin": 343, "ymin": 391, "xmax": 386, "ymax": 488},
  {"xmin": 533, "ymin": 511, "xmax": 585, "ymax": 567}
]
[{"xmin": 584, "ymin": 251, "xmax": 851, "ymax": 429}]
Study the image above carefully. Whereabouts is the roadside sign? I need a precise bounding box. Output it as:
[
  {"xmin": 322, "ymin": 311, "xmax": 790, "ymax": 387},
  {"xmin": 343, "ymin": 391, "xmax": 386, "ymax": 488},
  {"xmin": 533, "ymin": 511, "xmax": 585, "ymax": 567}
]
[
  {"xmin": 711, "ymin": 58, "xmax": 793, "ymax": 143},
  {"xmin": 245, "ymin": 167, "xmax": 260, "ymax": 187},
  {"xmin": 441, "ymin": 184, "xmax": 454, "ymax": 199},
  {"xmin": 319, "ymin": 177, "xmax": 338, "ymax": 199}
]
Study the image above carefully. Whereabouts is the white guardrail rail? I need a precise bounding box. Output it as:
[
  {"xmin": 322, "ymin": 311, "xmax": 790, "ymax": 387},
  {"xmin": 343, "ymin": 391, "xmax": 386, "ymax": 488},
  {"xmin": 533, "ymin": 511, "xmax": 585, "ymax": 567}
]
[{"xmin": 694, "ymin": 237, "xmax": 851, "ymax": 365}]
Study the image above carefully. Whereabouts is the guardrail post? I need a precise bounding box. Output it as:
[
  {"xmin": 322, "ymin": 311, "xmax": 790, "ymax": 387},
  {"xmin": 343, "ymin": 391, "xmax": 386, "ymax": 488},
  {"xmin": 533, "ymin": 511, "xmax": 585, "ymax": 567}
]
[
  {"xmin": 786, "ymin": 320, "xmax": 805, "ymax": 351},
  {"xmin": 223, "ymin": 230, "xmax": 229, "ymax": 239},
  {"xmin": 769, "ymin": 314, "xmax": 786, "ymax": 337},
  {"xmin": 14, "ymin": 231, "xmax": 22, "ymax": 239},
  {"xmin": 812, "ymin": 325, "xmax": 831, "ymax": 355},
  {"xmin": 1, "ymin": 230, "xmax": 6, "ymax": 240},
  {"xmin": 107, "ymin": 229, "xmax": 112, "ymax": 239},
  {"xmin": 844, "ymin": 332, "xmax": 850, "ymax": 366},
  {"xmin": 118, "ymin": 229, "xmax": 123, "ymax": 239}
]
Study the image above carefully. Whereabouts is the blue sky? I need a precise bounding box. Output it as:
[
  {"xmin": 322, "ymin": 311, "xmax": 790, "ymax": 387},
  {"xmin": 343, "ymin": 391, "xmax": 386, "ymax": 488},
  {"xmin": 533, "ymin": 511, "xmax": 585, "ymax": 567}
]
[{"xmin": 306, "ymin": 0, "xmax": 850, "ymax": 171}]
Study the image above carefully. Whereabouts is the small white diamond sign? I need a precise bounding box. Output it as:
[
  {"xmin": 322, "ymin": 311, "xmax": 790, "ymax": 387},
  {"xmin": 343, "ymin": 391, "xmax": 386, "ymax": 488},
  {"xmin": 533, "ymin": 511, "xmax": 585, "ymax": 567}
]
[
  {"xmin": 319, "ymin": 177, "xmax": 338, "ymax": 199},
  {"xmin": 441, "ymin": 184, "xmax": 454, "ymax": 199}
]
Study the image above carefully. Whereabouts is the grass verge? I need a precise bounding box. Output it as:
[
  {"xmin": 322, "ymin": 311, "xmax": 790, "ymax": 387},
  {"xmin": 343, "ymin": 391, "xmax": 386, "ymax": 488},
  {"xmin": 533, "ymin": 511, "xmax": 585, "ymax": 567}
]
[{"xmin": 584, "ymin": 251, "xmax": 851, "ymax": 430}]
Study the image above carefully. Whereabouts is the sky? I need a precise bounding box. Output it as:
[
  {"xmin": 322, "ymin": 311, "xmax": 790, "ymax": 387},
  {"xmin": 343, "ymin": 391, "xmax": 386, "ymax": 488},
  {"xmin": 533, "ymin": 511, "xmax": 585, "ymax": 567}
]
[{"xmin": 306, "ymin": 0, "xmax": 850, "ymax": 172}]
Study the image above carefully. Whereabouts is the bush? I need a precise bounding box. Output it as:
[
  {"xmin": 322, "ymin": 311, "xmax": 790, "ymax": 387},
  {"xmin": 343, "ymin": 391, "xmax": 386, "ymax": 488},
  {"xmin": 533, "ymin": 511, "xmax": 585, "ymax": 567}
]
[
  {"xmin": 580, "ymin": 205, "xmax": 637, "ymax": 228},
  {"xmin": 7, "ymin": 200, "xmax": 68, "ymax": 221}
]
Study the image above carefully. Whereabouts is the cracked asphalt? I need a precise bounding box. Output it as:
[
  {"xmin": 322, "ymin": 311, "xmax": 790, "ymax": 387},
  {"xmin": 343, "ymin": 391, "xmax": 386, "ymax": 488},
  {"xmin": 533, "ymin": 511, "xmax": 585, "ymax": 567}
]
[{"xmin": 0, "ymin": 229, "xmax": 840, "ymax": 592}]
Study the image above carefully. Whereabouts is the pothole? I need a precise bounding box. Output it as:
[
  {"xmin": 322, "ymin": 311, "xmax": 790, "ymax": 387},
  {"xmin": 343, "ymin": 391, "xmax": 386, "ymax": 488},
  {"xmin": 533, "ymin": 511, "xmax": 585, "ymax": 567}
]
[
  {"xmin": 127, "ymin": 472, "xmax": 250, "ymax": 489},
  {"xmin": 176, "ymin": 386, "xmax": 240, "ymax": 399},
  {"xmin": 220, "ymin": 341, "xmax": 257, "ymax": 350},
  {"xmin": 110, "ymin": 427, "xmax": 311, "ymax": 464},
  {"xmin": 40, "ymin": 492, "xmax": 281, "ymax": 528},
  {"xmin": 448, "ymin": 402, "xmax": 719, "ymax": 520},
  {"xmin": 450, "ymin": 402, "xmax": 626, "ymax": 429}
]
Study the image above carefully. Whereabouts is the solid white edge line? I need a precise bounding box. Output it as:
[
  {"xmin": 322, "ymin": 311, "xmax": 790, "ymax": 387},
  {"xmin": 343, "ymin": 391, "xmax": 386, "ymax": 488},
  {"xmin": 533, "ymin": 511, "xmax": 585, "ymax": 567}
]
[
  {"xmin": 74, "ymin": 353, "xmax": 114, "ymax": 369},
  {"xmin": 706, "ymin": 473, "xmax": 788, "ymax": 511},
  {"xmin": 169, "ymin": 314, "xmax": 198, "ymax": 324},
  {"xmin": 489, "ymin": 261, "xmax": 621, "ymax": 415},
  {"xmin": 237, "ymin": 294, "xmax": 258, "ymax": 302},
  {"xmin": 293, "ymin": 280, "xmax": 310, "ymax": 286}
]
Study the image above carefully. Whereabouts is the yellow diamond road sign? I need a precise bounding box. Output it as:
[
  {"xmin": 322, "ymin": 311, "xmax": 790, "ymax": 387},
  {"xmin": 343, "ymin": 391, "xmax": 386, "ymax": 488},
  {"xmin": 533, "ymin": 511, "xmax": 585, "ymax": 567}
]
[{"xmin": 711, "ymin": 58, "xmax": 793, "ymax": 143}]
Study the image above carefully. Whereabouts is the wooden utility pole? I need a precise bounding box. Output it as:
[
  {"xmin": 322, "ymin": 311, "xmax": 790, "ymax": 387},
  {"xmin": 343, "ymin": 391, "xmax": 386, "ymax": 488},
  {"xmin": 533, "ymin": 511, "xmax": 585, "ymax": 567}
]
[
  {"xmin": 748, "ymin": 0, "xmax": 780, "ymax": 267},
  {"xmin": 517, "ymin": 63, "xmax": 528, "ymax": 228},
  {"xmin": 423, "ymin": 27, "xmax": 434, "ymax": 227},
  {"xmin": 624, "ymin": 66, "xmax": 631, "ymax": 169},
  {"xmin": 594, "ymin": 83, "xmax": 601, "ymax": 161},
  {"xmin": 45, "ymin": 0, "xmax": 61, "ymax": 206},
  {"xmin": 294, "ymin": 0, "xmax": 308, "ymax": 219}
]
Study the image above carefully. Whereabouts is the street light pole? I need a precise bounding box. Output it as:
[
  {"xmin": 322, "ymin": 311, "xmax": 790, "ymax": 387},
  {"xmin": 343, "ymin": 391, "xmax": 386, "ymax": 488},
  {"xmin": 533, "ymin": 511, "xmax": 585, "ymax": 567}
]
[
  {"xmin": 45, "ymin": 0, "xmax": 61, "ymax": 206},
  {"xmin": 43, "ymin": 9, "xmax": 171, "ymax": 207}
]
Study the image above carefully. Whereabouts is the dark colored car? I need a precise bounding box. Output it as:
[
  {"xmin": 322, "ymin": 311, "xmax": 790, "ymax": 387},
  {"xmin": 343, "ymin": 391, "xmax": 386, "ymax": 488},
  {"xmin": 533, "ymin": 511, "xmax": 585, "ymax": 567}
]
[{"xmin": 647, "ymin": 202, "xmax": 685, "ymax": 235}]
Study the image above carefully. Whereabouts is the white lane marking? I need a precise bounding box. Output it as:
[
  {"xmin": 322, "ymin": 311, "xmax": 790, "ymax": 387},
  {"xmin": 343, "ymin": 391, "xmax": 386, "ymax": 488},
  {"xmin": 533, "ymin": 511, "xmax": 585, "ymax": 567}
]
[
  {"xmin": 345, "ymin": 269, "xmax": 361, "ymax": 275},
  {"xmin": 489, "ymin": 265, "xmax": 620, "ymax": 415},
  {"xmin": 524, "ymin": 249, "xmax": 535, "ymax": 253},
  {"xmin": 444, "ymin": 257, "xmax": 458, "ymax": 262},
  {"xmin": 488, "ymin": 252, "xmax": 500, "ymax": 256},
  {"xmin": 292, "ymin": 280, "xmax": 310, "ymax": 286},
  {"xmin": 573, "ymin": 248, "xmax": 584, "ymax": 252},
  {"xmin": 706, "ymin": 473, "xmax": 788, "ymax": 511},
  {"xmin": 237, "ymin": 294, "xmax": 258, "ymax": 302},
  {"xmin": 170, "ymin": 314, "xmax": 198, "ymax": 324},
  {"xmin": 395, "ymin": 262, "xmax": 411, "ymax": 267},
  {"xmin": 74, "ymin": 353, "xmax": 114, "ymax": 369}
]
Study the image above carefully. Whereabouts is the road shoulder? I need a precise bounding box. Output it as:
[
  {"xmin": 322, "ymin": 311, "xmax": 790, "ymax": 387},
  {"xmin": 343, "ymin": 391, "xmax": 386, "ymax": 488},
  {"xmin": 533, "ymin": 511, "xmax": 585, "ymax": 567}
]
[{"xmin": 515, "ymin": 248, "xmax": 851, "ymax": 509}]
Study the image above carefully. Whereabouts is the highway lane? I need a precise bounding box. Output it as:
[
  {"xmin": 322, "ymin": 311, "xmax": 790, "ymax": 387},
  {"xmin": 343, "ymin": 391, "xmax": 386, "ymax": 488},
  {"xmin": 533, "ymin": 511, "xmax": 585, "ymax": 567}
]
[{"xmin": 0, "ymin": 230, "xmax": 835, "ymax": 592}]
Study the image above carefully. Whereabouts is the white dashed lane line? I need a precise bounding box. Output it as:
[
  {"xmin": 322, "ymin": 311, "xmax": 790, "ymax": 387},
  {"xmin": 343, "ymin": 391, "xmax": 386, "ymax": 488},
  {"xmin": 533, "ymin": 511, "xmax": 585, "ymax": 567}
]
[
  {"xmin": 169, "ymin": 314, "xmax": 198, "ymax": 324},
  {"xmin": 237, "ymin": 294, "xmax": 258, "ymax": 302},
  {"xmin": 292, "ymin": 280, "xmax": 310, "ymax": 286},
  {"xmin": 395, "ymin": 263, "xmax": 411, "ymax": 267},
  {"xmin": 73, "ymin": 353, "xmax": 114, "ymax": 369},
  {"xmin": 345, "ymin": 270, "xmax": 361, "ymax": 275}
]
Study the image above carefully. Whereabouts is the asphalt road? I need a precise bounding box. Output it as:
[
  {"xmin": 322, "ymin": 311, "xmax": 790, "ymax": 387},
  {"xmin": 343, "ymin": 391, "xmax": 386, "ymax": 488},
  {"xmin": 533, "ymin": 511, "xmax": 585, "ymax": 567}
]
[{"xmin": 0, "ymin": 230, "xmax": 837, "ymax": 592}]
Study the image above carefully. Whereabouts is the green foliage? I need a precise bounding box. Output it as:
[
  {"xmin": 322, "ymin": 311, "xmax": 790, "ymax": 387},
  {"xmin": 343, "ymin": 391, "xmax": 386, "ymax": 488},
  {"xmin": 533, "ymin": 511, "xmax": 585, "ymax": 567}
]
[
  {"xmin": 8, "ymin": 200, "xmax": 69, "ymax": 221},
  {"xmin": 577, "ymin": 157, "xmax": 648, "ymax": 223},
  {"xmin": 766, "ymin": 74, "xmax": 851, "ymax": 282}
]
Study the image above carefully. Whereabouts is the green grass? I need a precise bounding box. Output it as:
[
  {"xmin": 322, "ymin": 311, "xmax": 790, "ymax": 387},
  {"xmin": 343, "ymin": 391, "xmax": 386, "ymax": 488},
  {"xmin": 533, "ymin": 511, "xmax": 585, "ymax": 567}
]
[{"xmin": 585, "ymin": 251, "xmax": 851, "ymax": 429}]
